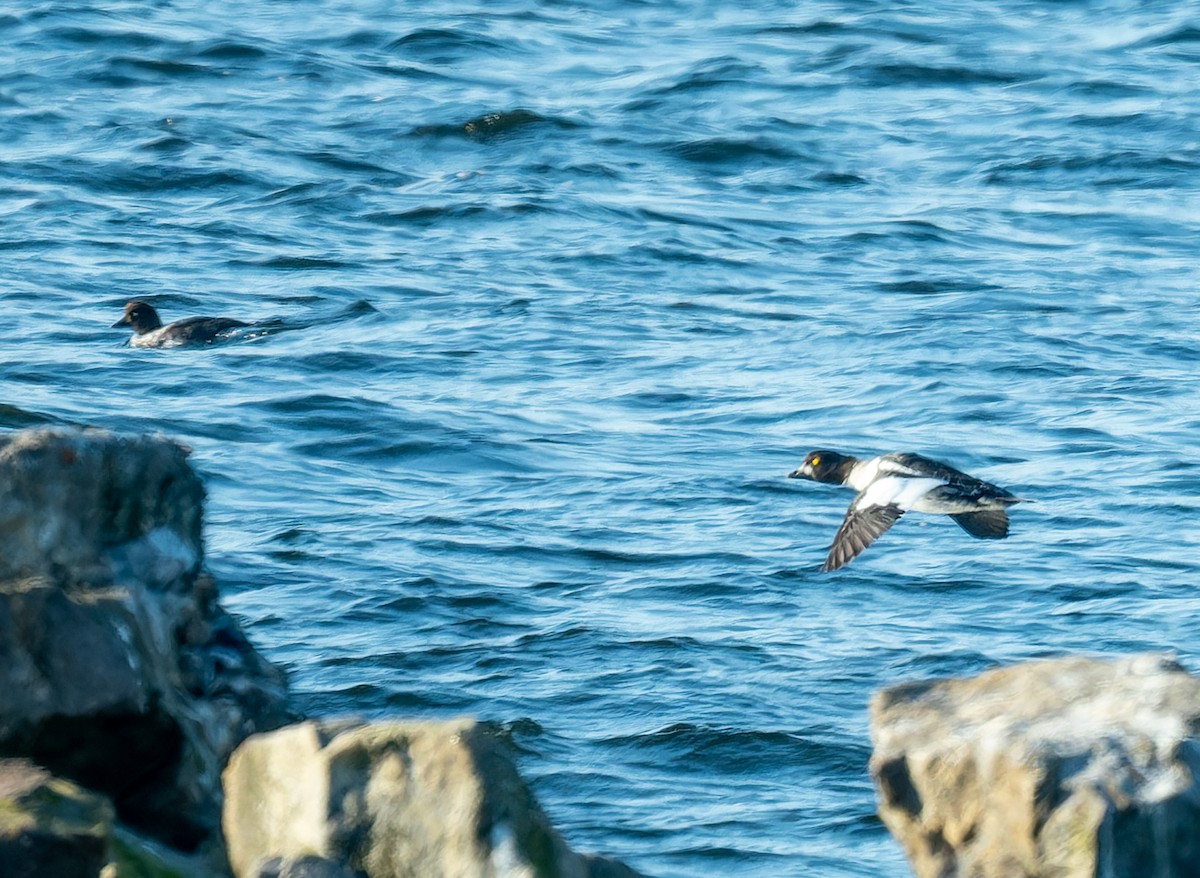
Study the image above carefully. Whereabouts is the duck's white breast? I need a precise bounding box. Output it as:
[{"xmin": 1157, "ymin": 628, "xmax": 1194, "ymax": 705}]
[{"xmin": 855, "ymin": 475, "xmax": 943, "ymax": 511}]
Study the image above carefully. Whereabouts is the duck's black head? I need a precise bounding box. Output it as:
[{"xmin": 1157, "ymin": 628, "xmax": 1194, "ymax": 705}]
[
  {"xmin": 788, "ymin": 450, "xmax": 857, "ymax": 485},
  {"xmin": 113, "ymin": 301, "xmax": 163, "ymax": 334}
]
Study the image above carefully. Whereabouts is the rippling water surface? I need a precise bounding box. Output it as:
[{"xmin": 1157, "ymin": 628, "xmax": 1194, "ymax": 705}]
[{"xmin": 5, "ymin": 2, "xmax": 1200, "ymax": 875}]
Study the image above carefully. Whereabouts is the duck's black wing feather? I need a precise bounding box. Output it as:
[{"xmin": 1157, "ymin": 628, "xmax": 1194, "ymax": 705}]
[
  {"xmin": 886, "ymin": 453, "xmax": 1019, "ymax": 504},
  {"xmin": 885, "ymin": 453, "xmax": 977, "ymax": 483},
  {"xmin": 823, "ymin": 502, "xmax": 904, "ymax": 572},
  {"xmin": 950, "ymin": 509, "xmax": 1010, "ymax": 539},
  {"xmin": 164, "ymin": 316, "xmax": 249, "ymax": 345}
]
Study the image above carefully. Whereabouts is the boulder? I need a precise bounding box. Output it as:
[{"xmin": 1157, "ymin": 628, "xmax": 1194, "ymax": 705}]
[
  {"xmin": 0, "ymin": 758, "xmax": 113, "ymax": 878},
  {"xmin": 870, "ymin": 653, "xmax": 1200, "ymax": 878},
  {"xmin": 0, "ymin": 427, "xmax": 204, "ymax": 586},
  {"xmin": 223, "ymin": 718, "xmax": 644, "ymax": 878},
  {"xmin": 0, "ymin": 428, "xmax": 292, "ymax": 853}
]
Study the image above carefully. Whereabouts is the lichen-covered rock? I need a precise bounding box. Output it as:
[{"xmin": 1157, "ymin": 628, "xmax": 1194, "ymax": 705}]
[
  {"xmin": 0, "ymin": 758, "xmax": 113, "ymax": 878},
  {"xmin": 870, "ymin": 653, "xmax": 1200, "ymax": 878},
  {"xmin": 0, "ymin": 428, "xmax": 292, "ymax": 853},
  {"xmin": 223, "ymin": 719, "xmax": 644, "ymax": 878}
]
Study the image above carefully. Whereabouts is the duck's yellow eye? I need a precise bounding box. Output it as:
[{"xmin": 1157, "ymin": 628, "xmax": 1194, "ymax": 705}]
[{"xmin": 810, "ymin": 456, "xmax": 820, "ymax": 467}]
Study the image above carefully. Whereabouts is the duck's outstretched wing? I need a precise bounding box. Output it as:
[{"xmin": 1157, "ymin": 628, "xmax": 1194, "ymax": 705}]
[
  {"xmin": 950, "ymin": 509, "xmax": 1010, "ymax": 539},
  {"xmin": 823, "ymin": 501, "xmax": 904, "ymax": 572}
]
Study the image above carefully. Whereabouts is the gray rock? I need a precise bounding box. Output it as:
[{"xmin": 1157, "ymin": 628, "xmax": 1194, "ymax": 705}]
[
  {"xmin": 0, "ymin": 428, "xmax": 204, "ymax": 587},
  {"xmin": 0, "ymin": 427, "xmax": 292, "ymax": 853},
  {"xmin": 223, "ymin": 718, "xmax": 644, "ymax": 878},
  {"xmin": 870, "ymin": 653, "xmax": 1200, "ymax": 878},
  {"xmin": 0, "ymin": 758, "xmax": 113, "ymax": 878},
  {"xmin": 255, "ymin": 855, "xmax": 362, "ymax": 878}
]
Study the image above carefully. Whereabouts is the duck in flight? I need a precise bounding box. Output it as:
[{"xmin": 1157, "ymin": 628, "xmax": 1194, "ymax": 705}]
[
  {"xmin": 788, "ymin": 450, "xmax": 1024, "ymax": 572},
  {"xmin": 113, "ymin": 300, "xmax": 249, "ymax": 348}
]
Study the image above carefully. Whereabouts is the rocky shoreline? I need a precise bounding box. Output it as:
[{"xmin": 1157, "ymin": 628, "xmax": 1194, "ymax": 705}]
[
  {"xmin": 1, "ymin": 426, "xmax": 1196, "ymax": 877},
  {"xmin": 0, "ymin": 428, "xmax": 639, "ymax": 878}
]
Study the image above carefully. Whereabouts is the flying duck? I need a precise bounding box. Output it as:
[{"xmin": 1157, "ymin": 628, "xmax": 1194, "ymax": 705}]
[{"xmin": 788, "ymin": 450, "xmax": 1024, "ymax": 572}]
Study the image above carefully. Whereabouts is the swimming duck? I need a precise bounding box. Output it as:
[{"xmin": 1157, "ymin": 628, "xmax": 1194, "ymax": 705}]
[{"xmin": 113, "ymin": 300, "xmax": 248, "ymax": 348}]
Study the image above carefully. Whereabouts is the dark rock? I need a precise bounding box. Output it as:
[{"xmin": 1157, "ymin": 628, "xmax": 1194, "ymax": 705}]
[
  {"xmin": 0, "ymin": 428, "xmax": 293, "ymax": 854},
  {"xmin": 0, "ymin": 428, "xmax": 204, "ymax": 587},
  {"xmin": 0, "ymin": 758, "xmax": 114, "ymax": 878}
]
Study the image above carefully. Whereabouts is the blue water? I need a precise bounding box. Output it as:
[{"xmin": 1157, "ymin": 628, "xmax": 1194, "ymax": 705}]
[{"xmin": 5, "ymin": 2, "xmax": 1200, "ymax": 874}]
